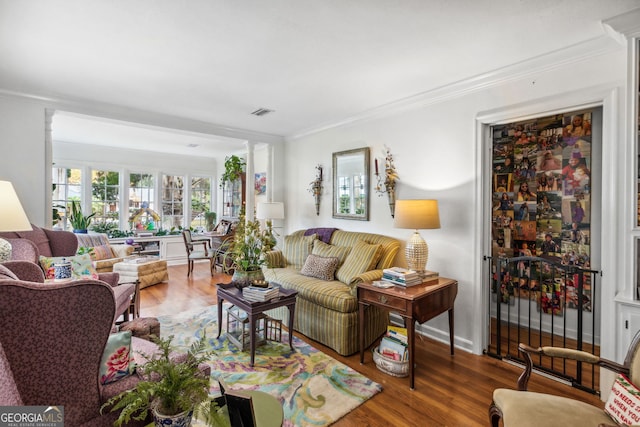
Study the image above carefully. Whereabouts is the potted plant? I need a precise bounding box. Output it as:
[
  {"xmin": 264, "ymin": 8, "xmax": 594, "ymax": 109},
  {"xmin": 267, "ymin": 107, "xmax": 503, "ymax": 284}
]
[
  {"xmin": 219, "ymin": 155, "xmax": 245, "ymax": 188},
  {"xmin": 102, "ymin": 335, "xmax": 227, "ymax": 427},
  {"xmin": 205, "ymin": 212, "xmax": 217, "ymax": 232},
  {"xmin": 69, "ymin": 200, "xmax": 95, "ymax": 233},
  {"xmin": 220, "ymin": 208, "xmax": 269, "ymax": 287}
]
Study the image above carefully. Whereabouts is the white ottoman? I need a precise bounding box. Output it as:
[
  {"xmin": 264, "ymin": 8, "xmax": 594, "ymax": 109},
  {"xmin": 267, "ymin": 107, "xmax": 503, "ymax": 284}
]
[{"xmin": 113, "ymin": 258, "xmax": 169, "ymax": 289}]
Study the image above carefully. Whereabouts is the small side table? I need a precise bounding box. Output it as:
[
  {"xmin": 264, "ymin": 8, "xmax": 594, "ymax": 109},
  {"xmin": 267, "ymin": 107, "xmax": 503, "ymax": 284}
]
[
  {"xmin": 357, "ymin": 277, "xmax": 458, "ymax": 390},
  {"xmin": 216, "ymin": 283, "xmax": 297, "ymax": 366}
]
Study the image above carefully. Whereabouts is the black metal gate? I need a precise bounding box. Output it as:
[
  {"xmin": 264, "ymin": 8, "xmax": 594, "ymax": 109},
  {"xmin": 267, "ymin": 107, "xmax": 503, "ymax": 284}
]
[{"xmin": 486, "ymin": 255, "xmax": 600, "ymax": 394}]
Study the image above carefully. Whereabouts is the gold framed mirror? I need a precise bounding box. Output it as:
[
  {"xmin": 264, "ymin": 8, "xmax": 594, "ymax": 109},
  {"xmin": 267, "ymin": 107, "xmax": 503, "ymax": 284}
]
[{"xmin": 332, "ymin": 147, "xmax": 370, "ymax": 221}]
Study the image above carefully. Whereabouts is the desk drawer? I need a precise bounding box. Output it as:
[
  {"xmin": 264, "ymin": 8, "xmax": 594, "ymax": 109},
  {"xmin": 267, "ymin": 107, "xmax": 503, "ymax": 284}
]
[{"xmin": 360, "ymin": 289, "xmax": 407, "ymax": 313}]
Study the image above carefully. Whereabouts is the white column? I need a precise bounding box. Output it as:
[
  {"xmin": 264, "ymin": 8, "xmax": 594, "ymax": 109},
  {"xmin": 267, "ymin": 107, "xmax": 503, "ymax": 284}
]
[
  {"xmin": 245, "ymin": 141, "xmax": 256, "ymax": 220},
  {"xmin": 45, "ymin": 109, "xmax": 54, "ymax": 227},
  {"xmin": 267, "ymin": 143, "xmax": 274, "ymax": 202}
]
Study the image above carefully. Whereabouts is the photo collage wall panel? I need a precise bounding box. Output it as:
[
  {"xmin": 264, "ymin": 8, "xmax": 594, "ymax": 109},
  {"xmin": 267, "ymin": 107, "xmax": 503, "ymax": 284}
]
[{"xmin": 491, "ymin": 108, "xmax": 593, "ymax": 314}]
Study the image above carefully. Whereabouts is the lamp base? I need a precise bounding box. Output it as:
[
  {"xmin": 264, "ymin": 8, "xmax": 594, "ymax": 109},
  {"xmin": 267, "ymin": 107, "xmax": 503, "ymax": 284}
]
[
  {"xmin": 405, "ymin": 231, "xmax": 428, "ymax": 276},
  {"xmin": 0, "ymin": 237, "xmax": 12, "ymax": 262}
]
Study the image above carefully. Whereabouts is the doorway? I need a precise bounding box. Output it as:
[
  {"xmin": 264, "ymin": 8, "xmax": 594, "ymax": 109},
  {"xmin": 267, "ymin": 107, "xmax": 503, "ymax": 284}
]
[{"xmin": 483, "ymin": 106, "xmax": 603, "ymax": 391}]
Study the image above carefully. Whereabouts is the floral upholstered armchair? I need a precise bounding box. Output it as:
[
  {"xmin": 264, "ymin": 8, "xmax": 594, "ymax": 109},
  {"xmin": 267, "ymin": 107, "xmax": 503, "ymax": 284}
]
[
  {"xmin": 0, "ymin": 224, "xmax": 134, "ymax": 322},
  {"xmin": 0, "ymin": 263, "xmax": 157, "ymax": 426}
]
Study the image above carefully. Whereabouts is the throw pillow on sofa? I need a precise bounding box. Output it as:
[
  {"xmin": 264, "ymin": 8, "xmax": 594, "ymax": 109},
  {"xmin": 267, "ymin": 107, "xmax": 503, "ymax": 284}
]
[
  {"xmin": 283, "ymin": 233, "xmax": 317, "ymax": 270},
  {"xmin": 39, "ymin": 253, "xmax": 100, "ymax": 280},
  {"xmin": 312, "ymin": 240, "xmax": 351, "ymax": 268},
  {"xmin": 89, "ymin": 244, "xmax": 114, "ymax": 261},
  {"xmin": 300, "ymin": 254, "xmax": 340, "ymax": 281},
  {"xmin": 336, "ymin": 240, "xmax": 383, "ymax": 285}
]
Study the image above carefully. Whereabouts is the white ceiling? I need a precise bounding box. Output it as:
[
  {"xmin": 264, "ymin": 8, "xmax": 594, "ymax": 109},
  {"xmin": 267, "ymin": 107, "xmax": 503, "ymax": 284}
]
[{"xmin": 1, "ymin": 0, "xmax": 638, "ymax": 157}]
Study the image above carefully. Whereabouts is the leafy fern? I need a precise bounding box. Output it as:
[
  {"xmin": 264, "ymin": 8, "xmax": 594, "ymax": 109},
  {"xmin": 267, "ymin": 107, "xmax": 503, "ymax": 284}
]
[{"xmin": 101, "ymin": 334, "xmax": 220, "ymax": 426}]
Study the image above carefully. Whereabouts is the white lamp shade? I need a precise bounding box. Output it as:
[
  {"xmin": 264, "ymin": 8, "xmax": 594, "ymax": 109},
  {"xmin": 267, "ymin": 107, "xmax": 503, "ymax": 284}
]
[
  {"xmin": 0, "ymin": 180, "xmax": 31, "ymax": 262},
  {"xmin": 0, "ymin": 181, "xmax": 31, "ymax": 232},
  {"xmin": 256, "ymin": 202, "xmax": 285, "ymax": 220},
  {"xmin": 393, "ymin": 199, "xmax": 440, "ymax": 230}
]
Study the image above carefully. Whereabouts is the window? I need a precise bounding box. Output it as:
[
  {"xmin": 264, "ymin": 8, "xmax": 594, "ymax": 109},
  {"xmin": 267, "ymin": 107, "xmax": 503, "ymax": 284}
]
[
  {"xmin": 51, "ymin": 165, "xmax": 212, "ymax": 233},
  {"xmin": 353, "ymin": 173, "xmax": 366, "ymax": 215},
  {"xmin": 191, "ymin": 176, "xmax": 212, "ymax": 229},
  {"xmin": 338, "ymin": 176, "xmax": 350, "ymax": 214},
  {"xmin": 92, "ymin": 170, "xmax": 120, "ymax": 226},
  {"xmin": 51, "ymin": 167, "xmax": 82, "ymax": 230},
  {"xmin": 129, "ymin": 173, "xmax": 157, "ymax": 229},
  {"xmin": 161, "ymin": 174, "xmax": 184, "ymax": 230}
]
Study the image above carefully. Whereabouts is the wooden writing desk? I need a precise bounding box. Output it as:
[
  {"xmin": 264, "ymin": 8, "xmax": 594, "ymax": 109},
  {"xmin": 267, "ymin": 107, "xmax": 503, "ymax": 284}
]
[{"xmin": 357, "ymin": 277, "xmax": 458, "ymax": 389}]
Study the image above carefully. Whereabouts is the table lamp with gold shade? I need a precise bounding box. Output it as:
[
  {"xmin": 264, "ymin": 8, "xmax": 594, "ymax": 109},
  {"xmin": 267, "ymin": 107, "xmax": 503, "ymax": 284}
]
[
  {"xmin": 0, "ymin": 180, "xmax": 32, "ymax": 262},
  {"xmin": 393, "ymin": 199, "xmax": 440, "ymax": 277}
]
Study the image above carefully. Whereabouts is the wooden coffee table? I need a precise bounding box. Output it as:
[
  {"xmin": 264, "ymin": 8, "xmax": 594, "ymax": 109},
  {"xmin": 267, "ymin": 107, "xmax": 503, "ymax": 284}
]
[{"xmin": 216, "ymin": 283, "xmax": 297, "ymax": 366}]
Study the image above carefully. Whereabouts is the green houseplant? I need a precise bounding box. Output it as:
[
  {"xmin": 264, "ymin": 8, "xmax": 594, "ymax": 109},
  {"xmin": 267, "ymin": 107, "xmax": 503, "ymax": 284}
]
[
  {"xmin": 220, "ymin": 208, "xmax": 270, "ymax": 287},
  {"xmin": 69, "ymin": 200, "xmax": 95, "ymax": 233},
  {"xmin": 102, "ymin": 335, "xmax": 227, "ymax": 427},
  {"xmin": 219, "ymin": 155, "xmax": 245, "ymax": 188},
  {"xmin": 205, "ymin": 212, "xmax": 217, "ymax": 232}
]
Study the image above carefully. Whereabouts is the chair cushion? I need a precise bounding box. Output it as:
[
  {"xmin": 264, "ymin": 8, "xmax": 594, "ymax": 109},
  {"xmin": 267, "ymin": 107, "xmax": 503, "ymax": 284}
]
[
  {"xmin": 112, "ymin": 282, "xmax": 136, "ymax": 319},
  {"xmin": 283, "ymin": 233, "xmax": 317, "ymax": 270},
  {"xmin": 336, "ymin": 240, "xmax": 383, "ymax": 285},
  {"xmin": 99, "ymin": 331, "xmax": 135, "ymax": 385},
  {"xmin": 492, "ymin": 388, "xmax": 614, "ymax": 427},
  {"xmin": 300, "ymin": 254, "xmax": 340, "ymax": 281},
  {"xmin": 39, "ymin": 254, "xmax": 99, "ymax": 280}
]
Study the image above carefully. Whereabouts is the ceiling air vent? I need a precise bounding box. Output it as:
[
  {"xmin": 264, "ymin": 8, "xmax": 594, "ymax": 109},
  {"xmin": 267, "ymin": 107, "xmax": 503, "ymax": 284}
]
[{"xmin": 251, "ymin": 108, "xmax": 275, "ymax": 117}]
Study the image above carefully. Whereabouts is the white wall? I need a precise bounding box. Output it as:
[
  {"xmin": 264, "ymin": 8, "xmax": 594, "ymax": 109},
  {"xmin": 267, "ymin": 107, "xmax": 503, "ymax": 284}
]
[
  {"xmin": 0, "ymin": 96, "xmax": 47, "ymax": 225},
  {"xmin": 284, "ymin": 44, "xmax": 628, "ymax": 355},
  {"xmin": 54, "ymin": 141, "xmax": 217, "ymax": 174}
]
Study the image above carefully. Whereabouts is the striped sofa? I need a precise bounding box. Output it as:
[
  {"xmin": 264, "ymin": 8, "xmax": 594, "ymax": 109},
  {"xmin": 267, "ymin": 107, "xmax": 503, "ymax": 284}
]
[
  {"xmin": 75, "ymin": 233, "xmax": 134, "ymax": 273},
  {"xmin": 263, "ymin": 229, "xmax": 400, "ymax": 356}
]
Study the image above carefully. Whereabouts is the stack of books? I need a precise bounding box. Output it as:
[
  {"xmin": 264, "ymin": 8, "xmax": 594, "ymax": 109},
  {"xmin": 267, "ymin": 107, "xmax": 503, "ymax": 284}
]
[
  {"xmin": 379, "ymin": 325, "xmax": 408, "ymax": 361},
  {"xmin": 242, "ymin": 285, "xmax": 279, "ymax": 302},
  {"xmin": 382, "ymin": 267, "xmax": 423, "ymax": 286}
]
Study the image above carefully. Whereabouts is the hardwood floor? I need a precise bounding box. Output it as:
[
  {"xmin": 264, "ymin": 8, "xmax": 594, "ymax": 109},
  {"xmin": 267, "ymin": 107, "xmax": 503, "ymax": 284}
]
[{"xmin": 139, "ymin": 264, "xmax": 605, "ymax": 426}]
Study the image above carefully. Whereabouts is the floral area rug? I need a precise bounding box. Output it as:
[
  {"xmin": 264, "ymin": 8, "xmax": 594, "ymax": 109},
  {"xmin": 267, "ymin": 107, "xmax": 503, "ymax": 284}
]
[{"xmin": 157, "ymin": 305, "xmax": 382, "ymax": 427}]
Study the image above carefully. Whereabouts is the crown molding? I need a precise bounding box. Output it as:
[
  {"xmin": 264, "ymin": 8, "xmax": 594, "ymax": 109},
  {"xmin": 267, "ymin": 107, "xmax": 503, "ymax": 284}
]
[
  {"xmin": 288, "ymin": 34, "xmax": 624, "ymax": 141},
  {"xmin": 603, "ymin": 7, "xmax": 640, "ymax": 39},
  {"xmin": 0, "ymin": 89, "xmax": 284, "ymax": 145}
]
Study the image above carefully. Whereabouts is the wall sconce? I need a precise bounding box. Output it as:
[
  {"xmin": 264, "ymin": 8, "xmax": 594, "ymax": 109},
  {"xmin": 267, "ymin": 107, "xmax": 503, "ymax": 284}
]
[
  {"xmin": 308, "ymin": 164, "xmax": 323, "ymax": 216},
  {"xmin": 375, "ymin": 146, "xmax": 399, "ymax": 217}
]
